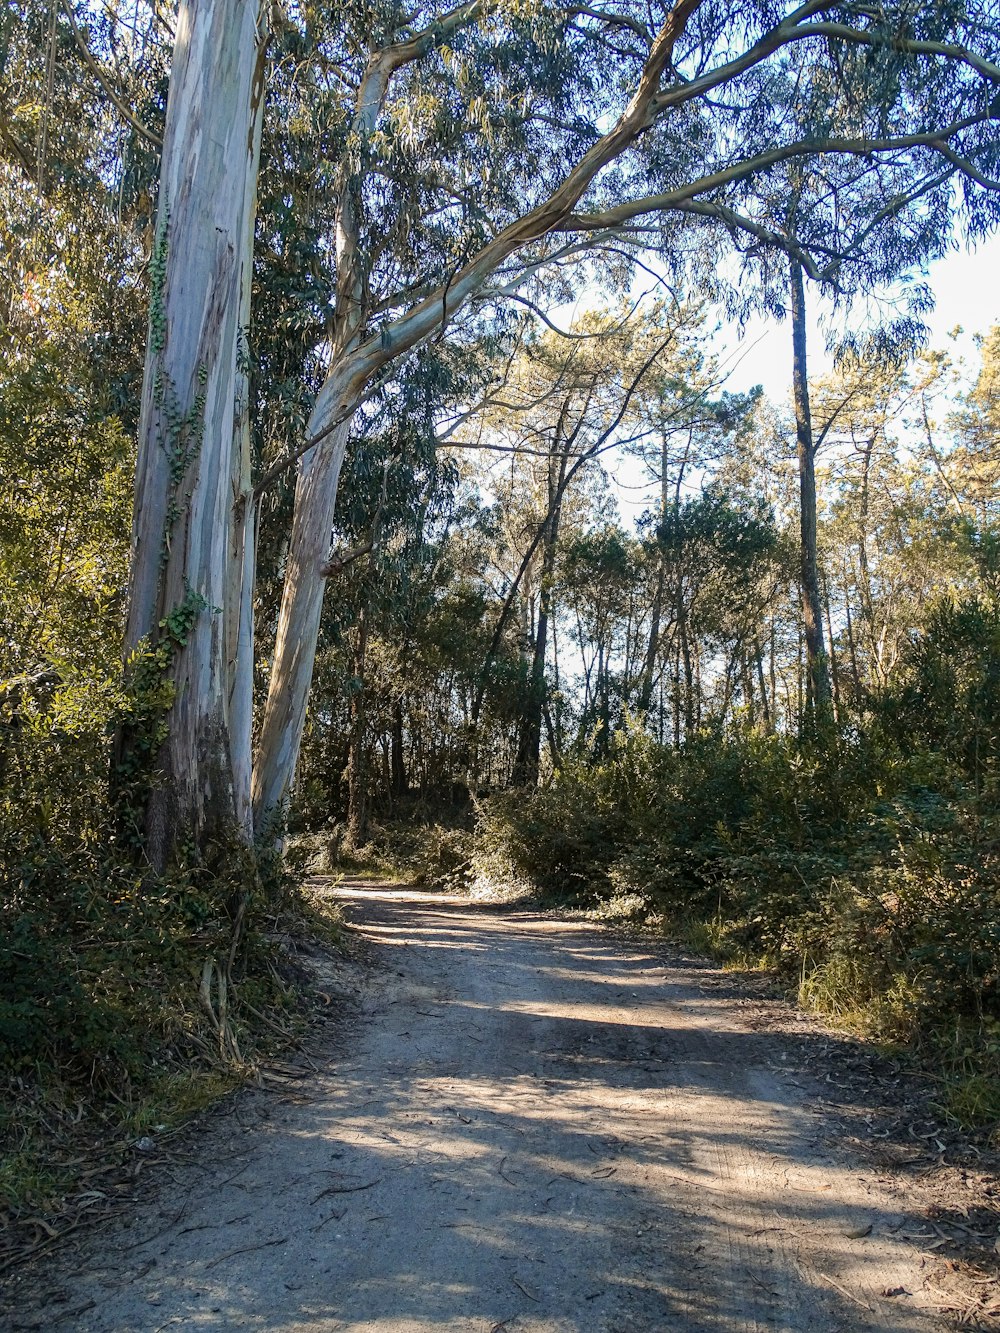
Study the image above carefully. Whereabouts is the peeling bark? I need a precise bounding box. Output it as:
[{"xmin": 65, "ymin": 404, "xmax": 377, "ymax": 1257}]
[{"xmin": 125, "ymin": 0, "xmax": 264, "ymax": 866}]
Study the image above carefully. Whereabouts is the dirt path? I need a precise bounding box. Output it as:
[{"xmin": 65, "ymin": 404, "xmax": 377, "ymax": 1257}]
[{"xmin": 9, "ymin": 887, "xmax": 957, "ymax": 1330}]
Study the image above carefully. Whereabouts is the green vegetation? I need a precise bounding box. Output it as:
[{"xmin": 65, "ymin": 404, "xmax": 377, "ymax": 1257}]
[
  {"xmin": 4, "ymin": 0, "xmax": 1000, "ymax": 1237},
  {"xmin": 475, "ymin": 712, "xmax": 999, "ymax": 1046},
  {"xmin": 295, "ymin": 328, "xmax": 1000, "ymax": 1127}
]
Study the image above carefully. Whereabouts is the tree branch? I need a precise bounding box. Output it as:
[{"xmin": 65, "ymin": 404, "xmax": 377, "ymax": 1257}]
[
  {"xmin": 321, "ymin": 460, "xmax": 391, "ymax": 576},
  {"xmin": 61, "ymin": 0, "xmax": 163, "ymax": 149},
  {"xmin": 555, "ymin": 115, "xmax": 987, "ymax": 233}
]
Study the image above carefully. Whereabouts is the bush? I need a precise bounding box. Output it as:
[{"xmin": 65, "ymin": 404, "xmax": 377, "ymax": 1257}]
[
  {"xmin": 0, "ymin": 656, "xmax": 321, "ymax": 1222},
  {"xmin": 473, "ymin": 719, "xmax": 1000, "ymax": 1069}
]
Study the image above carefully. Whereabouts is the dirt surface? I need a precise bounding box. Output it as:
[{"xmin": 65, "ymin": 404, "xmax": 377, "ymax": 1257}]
[{"xmin": 4, "ymin": 885, "xmax": 999, "ymax": 1330}]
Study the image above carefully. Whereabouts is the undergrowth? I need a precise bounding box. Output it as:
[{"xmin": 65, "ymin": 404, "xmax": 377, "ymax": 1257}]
[
  {"xmin": 292, "ymin": 808, "xmax": 477, "ymax": 893},
  {"xmin": 0, "ymin": 673, "xmax": 346, "ymax": 1225}
]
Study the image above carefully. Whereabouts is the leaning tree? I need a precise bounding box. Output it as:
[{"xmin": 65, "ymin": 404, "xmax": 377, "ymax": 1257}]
[{"xmin": 124, "ymin": 0, "xmax": 1000, "ymax": 862}]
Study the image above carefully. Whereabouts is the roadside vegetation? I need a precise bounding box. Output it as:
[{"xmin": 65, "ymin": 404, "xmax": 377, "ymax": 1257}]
[
  {"xmin": 303, "ymin": 332, "xmax": 1000, "ymax": 1126},
  {"xmin": 3, "ymin": 0, "xmax": 1000, "ymax": 1249}
]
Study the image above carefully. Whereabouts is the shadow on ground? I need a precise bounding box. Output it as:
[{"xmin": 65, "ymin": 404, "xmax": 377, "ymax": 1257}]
[{"xmin": 15, "ymin": 890, "xmax": 942, "ymax": 1332}]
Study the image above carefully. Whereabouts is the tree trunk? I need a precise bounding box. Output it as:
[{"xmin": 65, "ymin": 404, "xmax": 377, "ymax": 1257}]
[
  {"xmin": 124, "ymin": 0, "xmax": 264, "ymax": 867},
  {"xmin": 822, "ymin": 573, "xmax": 841, "ymax": 723},
  {"xmin": 845, "ymin": 582, "xmax": 861, "ymax": 698},
  {"xmin": 639, "ymin": 427, "xmax": 680, "ymax": 715},
  {"xmin": 638, "ymin": 559, "xmax": 666, "ymax": 716},
  {"xmin": 789, "ymin": 256, "xmax": 831, "ymax": 727},
  {"xmin": 755, "ymin": 637, "xmax": 772, "ymax": 732},
  {"xmin": 514, "ymin": 450, "xmax": 566, "ymax": 786},
  {"xmin": 252, "ymin": 401, "xmax": 354, "ymax": 823},
  {"xmin": 390, "ymin": 697, "xmax": 407, "ymax": 799},
  {"xmin": 679, "ymin": 606, "xmax": 694, "ymax": 737}
]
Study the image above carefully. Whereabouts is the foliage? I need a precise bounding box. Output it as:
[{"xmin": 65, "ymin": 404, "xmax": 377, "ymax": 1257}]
[
  {"xmin": 474, "ymin": 594, "xmax": 1000, "ymax": 1097},
  {"xmin": 0, "ymin": 655, "xmax": 337, "ymax": 1220},
  {"xmin": 6, "ymin": 0, "xmax": 1000, "ymax": 1187}
]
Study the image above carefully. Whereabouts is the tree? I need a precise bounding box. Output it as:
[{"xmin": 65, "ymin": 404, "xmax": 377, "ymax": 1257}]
[
  {"xmin": 788, "ymin": 258, "xmax": 832, "ymax": 722},
  {"xmin": 116, "ymin": 0, "xmax": 1000, "ymax": 861},
  {"xmin": 122, "ymin": 0, "xmax": 265, "ymax": 865},
  {"xmin": 454, "ymin": 307, "xmax": 677, "ymax": 783},
  {"xmin": 254, "ymin": 0, "xmax": 1000, "ymax": 824}
]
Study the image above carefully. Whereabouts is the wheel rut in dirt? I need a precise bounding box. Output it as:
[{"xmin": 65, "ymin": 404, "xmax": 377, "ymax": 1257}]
[{"xmin": 9, "ymin": 887, "xmax": 949, "ymax": 1331}]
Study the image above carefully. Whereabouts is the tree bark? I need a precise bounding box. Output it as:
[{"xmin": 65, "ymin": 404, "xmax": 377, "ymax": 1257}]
[
  {"xmin": 253, "ymin": 407, "xmax": 354, "ymax": 822},
  {"xmin": 390, "ymin": 696, "xmax": 407, "ymax": 799},
  {"xmin": 822, "ymin": 572, "xmax": 841, "ymax": 722},
  {"xmin": 250, "ymin": 0, "xmax": 703, "ymax": 825},
  {"xmin": 789, "ymin": 256, "xmax": 831, "ymax": 727},
  {"xmin": 755, "ymin": 637, "xmax": 772, "ymax": 732},
  {"xmin": 124, "ymin": 0, "xmax": 264, "ymax": 867}
]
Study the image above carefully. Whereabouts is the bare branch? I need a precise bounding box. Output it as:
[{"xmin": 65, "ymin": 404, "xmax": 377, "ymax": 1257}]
[{"xmin": 487, "ymin": 290, "xmax": 648, "ymax": 339}]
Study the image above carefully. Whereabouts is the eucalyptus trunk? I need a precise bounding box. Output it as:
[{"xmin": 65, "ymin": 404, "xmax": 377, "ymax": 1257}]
[
  {"xmin": 125, "ymin": 0, "xmax": 264, "ymax": 867},
  {"xmin": 250, "ymin": 0, "xmax": 702, "ymax": 826},
  {"xmin": 253, "ymin": 398, "xmax": 354, "ymax": 822}
]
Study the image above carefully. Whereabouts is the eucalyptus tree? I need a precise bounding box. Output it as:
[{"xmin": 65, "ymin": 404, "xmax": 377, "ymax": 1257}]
[
  {"xmin": 454, "ymin": 301, "xmax": 752, "ymax": 779},
  {"xmin": 293, "ymin": 421, "xmax": 496, "ymax": 820},
  {"xmin": 254, "ymin": 0, "xmax": 1000, "ymax": 824},
  {"xmin": 781, "ymin": 147, "xmax": 949, "ymax": 724},
  {"xmin": 122, "ymin": 0, "xmax": 1000, "ymax": 861},
  {"xmin": 818, "ymin": 335, "xmax": 1000, "ymax": 702},
  {"xmin": 585, "ymin": 16, "xmax": 996, "ymax": 728},
  {"xmin": 317, "ymin": 360, "xmax": 472, "ymax": 842},
  {"xmin": 556, "ymin": 522, "xmax": 640, "ymax": 752},
  {"xmin": 123, "ymin": 0, "xmax": 265, "ymax": 865},
  {"xmin": 805, "ymin": 348, "xmax": 911, "ymax": 698},
  {"xmin": 0, "ymin": 0, "xmax": 163, "ymax": 198},
  {"xmin": 685, "ymin": 75, "xmax": 968, "ymax": 726}
]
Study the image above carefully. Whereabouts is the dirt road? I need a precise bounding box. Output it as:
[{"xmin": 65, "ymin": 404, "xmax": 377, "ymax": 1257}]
[{"xmin": 15, "ymin": 887, "xmax": 950, "ymax": 1330}]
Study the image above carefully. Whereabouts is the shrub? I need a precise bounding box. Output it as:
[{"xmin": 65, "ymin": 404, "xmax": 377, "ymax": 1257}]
[{"xmin": 472, "ymin": 718, "xmax": 1000, "ymax": 1073}]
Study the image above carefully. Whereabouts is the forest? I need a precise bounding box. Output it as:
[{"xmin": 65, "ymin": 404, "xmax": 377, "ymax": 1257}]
[{"xmin": 2, "ymin": 0, "xmax": 1000, "ymax": 1229}]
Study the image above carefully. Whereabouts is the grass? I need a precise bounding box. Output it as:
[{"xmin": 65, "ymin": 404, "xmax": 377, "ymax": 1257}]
[
  {"xmin": 667, "ymin": 913, "xmax": 780, "ymax": 973},
  {"xmin": 0, "ymin": 1064, "xmax": 245, "ymax": 1217},
  {"xmin": 0, "ymin": 878, "xmax": 351, "ymax": 1229},
  {"xmin": 124, "ymin": 1068, "xmax": 244, "ymax": 1139},
  {"xmin": 937, "ymin": 1071, "xmax": 1000, "ymax": 1131},
  {"xmin": 289, "ymin": 816, "xmax": 477, "ymax": 892},
  {"xmin": 289, "ymin": 829, "xmax": 416, "ymax": 883}
]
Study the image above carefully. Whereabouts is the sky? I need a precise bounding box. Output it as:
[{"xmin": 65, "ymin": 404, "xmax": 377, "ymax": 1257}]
[
  {"xmin": 594, "ymin": 229, "xmax": 1000, "ymax": 522},
  {"xmin": 719, "ymin": 231, "xmax": 1000, "ymax": 402}
]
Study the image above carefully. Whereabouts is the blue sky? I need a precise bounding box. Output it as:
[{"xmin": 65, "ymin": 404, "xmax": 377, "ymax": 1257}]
[{"xmin": 722, "ymin": 230, "xmax": 1000, "ymax": 402}]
